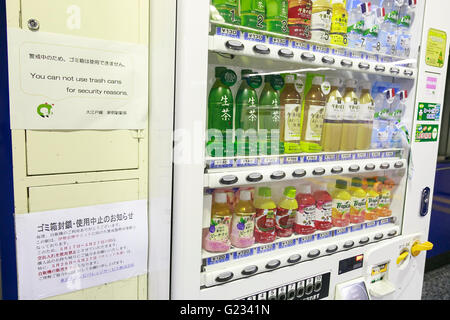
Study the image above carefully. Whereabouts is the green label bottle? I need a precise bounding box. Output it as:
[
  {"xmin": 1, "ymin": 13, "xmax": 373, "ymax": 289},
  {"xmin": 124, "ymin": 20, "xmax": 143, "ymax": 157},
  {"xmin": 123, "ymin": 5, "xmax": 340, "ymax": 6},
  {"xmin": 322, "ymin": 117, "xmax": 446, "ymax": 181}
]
[
  {"xmin": 266, "ymin": 0, "xmax": 288, "ymax": 34},
  {"xmin": 212, "ymin": 0, "xmax": 241, "ymax": 25},
  {"xmin": 240, "ymin": 0, "xmax": 267, "ymax": 30}
]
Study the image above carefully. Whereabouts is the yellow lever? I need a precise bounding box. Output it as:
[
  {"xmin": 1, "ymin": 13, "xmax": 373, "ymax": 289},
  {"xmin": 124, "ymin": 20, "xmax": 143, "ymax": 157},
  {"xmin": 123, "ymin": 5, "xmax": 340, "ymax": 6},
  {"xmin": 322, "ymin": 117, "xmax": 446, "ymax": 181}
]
[
  {"xmin": 411, "ymin": 241, "xmax": 433, "ymax": 257},
  {"xmin": 396, "ymin": 251, "xmax": 409, "ymax": 265}
]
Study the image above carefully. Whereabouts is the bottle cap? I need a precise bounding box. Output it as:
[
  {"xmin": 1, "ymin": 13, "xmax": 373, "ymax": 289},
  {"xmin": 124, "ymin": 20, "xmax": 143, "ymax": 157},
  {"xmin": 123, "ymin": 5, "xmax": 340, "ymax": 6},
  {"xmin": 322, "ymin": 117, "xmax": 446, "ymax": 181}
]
[
  {"xmin": 335, "ymin": 179, "xmax": 347, "ymax": 190},
  {"xmin": 285, "ymin": 74, "xmax": 296, "ymax": 83},
  {"xmin": 264, "ymin": 74, "xmax": 273, "ymax": 82},
  {"xmin": 351, "ymin": 177, "xmax": 362, "ymax": 188},
  {"xmin": 215, "ymin": 192, "xmax": 227, "ymax": 203},
  {"xmin": 298, "ymin": 184, "xmax": 311, "ymax": 194},
  {"xmin": 312, "ymin": 76, "xmax": 323, "ymax": 86},
  {"xmin": 362, "ymin": 81, "xmax": 372, "ymax": 90},
  {"xmin": 258, "ymin": 187, "xmax": 272, "ymax": 197},
  {"xmin": 329, "ymin": 78, "xmax": 342, "ymax": 87},
  {"xmin": 314, "ymin": 183, "xmax": 328, "ymax": 192},
  {"xmin": 215, "ymin": 67, "xmax": 227, "ymax": 78},
  {"xmin": 332, "ymin": 0, "xmax": 344, "ymax": 4},
  {"xmin": 345, "ymin": 79, "xmax": 357, "ymax": 88},
  {"xmin": 284, "ymin": 187, "xmax": 297, "ymax": 199},
  {"xmin": 240, "ymin": 190, "xmax": 252, "ymax": 201}
]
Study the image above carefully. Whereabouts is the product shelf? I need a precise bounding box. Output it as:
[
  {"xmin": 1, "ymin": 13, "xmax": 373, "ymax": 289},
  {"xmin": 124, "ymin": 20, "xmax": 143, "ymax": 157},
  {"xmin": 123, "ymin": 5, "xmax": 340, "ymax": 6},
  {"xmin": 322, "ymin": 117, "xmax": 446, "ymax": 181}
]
[{"xmin": 209, "ymin": 21, "xmax": 417, "ymax": 79}]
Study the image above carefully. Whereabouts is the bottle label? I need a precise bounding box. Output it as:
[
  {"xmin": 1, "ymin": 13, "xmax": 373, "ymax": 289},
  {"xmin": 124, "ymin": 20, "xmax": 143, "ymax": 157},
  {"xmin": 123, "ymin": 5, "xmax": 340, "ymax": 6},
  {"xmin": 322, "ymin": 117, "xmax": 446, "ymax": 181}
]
[
  {"xmin": 296, "ymin": 205, "xmax": 316, "ymax": 226},
  {"xmin": 378, "ymin": 191, "xmax": 391, "ymax": 208},
  {"xmin": 276, "ymin": 207, "xmax": 297, "ymax": 229},
  {"xmin": 364, "ymin": 24, "xmax": 380, "ymax": 37},
  {"xmin": 343, "ymin": 98, "xmax": 360, "ymax": 121},
  {"xmin": 310, "ymin": 9, "xmax": 332, "ymax": 42},
  {"xmin": 348, "ymin": 20, "xmax": 365, "ymax": 34},
  {"xmin": 324, "ymin": 98, "xmax": 344, "ymax": 121},
  {"xmin": 288, "ymin": 2, "xmax": 312, "ymax": 25},
  {"xmin": 399, "ymin": 15, "xmax": 411, "ymax": 27},
  {"xmin": 209, "ymin": 216, "xmax": 231, "ymax": 241},
  {"xmin": 284, "ymin": 103, "xmax": 302, "ymax": 141},
  {"xmin": 304, "ymin": 105, "xmax": 325, "ymax": 141},
  {"xmin": 332, "ymin": 199, "xmax": 351, "ymax": 217},
  {"xmin": 366, "ymin": 195, "xmax": 379, "ymax": 212},
  {"xmin": 359, "ymin": 102, "xmax": 375, "ymax": 121},
  {"xmin": 351, "ymin": 197, "xmax": 367, "ymax": 213},
  {"xmin": 255, "ymin": 208, "xmax": 276, "ymax": 233},
  {"xmin": 231, "ymin": 214, "xmax": 255, "ymax": 239},
  {"xmin": 315, "ymin": 201, "xmax": 332, "ymax": 222},
  {"xmin": 385, "ymin": 10, "xmax": 399, "ymax": 23}
]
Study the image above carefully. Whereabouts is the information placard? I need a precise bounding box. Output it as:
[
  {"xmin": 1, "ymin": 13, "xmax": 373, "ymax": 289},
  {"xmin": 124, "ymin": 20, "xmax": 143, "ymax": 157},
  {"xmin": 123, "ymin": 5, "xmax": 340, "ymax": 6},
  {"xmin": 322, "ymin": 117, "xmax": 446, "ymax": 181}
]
[{"xmin": 7, "ymin": 28, "xmax": 148, "ymax": 129}]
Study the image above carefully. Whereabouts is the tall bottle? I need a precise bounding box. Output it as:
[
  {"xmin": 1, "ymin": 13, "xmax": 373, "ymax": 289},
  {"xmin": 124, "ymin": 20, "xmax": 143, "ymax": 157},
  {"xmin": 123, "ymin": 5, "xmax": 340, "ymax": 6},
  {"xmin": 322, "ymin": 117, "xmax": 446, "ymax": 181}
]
[
  {"xmin": 365, "ymin": 178, "xmax": 380, "ymax": 220},
  {"xmin": 379, "ymin": 0, "xmax": 400, "ymax": 55},
  {"xmin": 329, "ymin": 0, "xmax": 349, "ymax": 46},
  {"xmin": 230, "ymin": 189, "xmax": 256, "ymax": 248},
  {"xmin": 266, "ymin": 0, "xmax": 289, "ymax": 34},
  {"xmin": 240, "ymin": 0, "xmax": 267, "ymax": 30},
  {"xmin": 331, "ymin": 179, "xmax": 351, "ymax": 227},
  {"xmin": 276, "ymin": 187, "xmax": 298, "ymax": 237},
  {"xmin": 203, "ymin": 191, "xmax": 232, "ymax": 252},
  {"xmin": 376, "ymin": 176, "xmax": 393, "ymax": 217},
  {"xmin": 301, "ymin": 76, "xmax": 327, "ymax": 147},
  {"xmin": 288, "ymin": 0, "xmax": 313, "ymax": 40},
  {"xmin": 340, "ymin": 79, "xmax": 360, "ymax": 151},
  {"xmin": 212, "ymin": 0, "xmax": 241, "ymax": 25},
  {"xmin": 207, "ymin": 67, "xmax": 237, "ymax": 158},
  {"xmin": 313, "ymin": 183, "xmax": 333, "ymax": 230},
  {"xmin": 321, "ymin": 77, "xmax": 344, "ymax": 152},
  {"xmin": 254, "ymin": 187, "xmax": 277, "ymax": 243},
  {"xmin": 396, "ymin": 0, "xmax": 414, "ymax": 57},
  {"xmin": 347, "ymin": 0, "xmax": 366, "ymax": 49},
  {"xmin": 389, "ymin": 90, "xmax": 407, "ymax": 148},
  {"xmin": 280, "ymin": 74, "xmax": 302, "ymax": 153},
  {"xmin": 294, "ymin": 184, "xmax": 317, "ymax": 234},
  {"xmin": 310, "ymin": 0, "xmax": 332, "ymax": 44},
  {"xmin": 235, "ymin": 69, "xmax": 261, "ymax": 156},
  {"xmin": 356, "ymin": 81, "xmax": 375, "ymax": 150},
  {"xmin": 349, "ymin": 177, "xmax": 367, "ymax": 224},
  {"xmin": 259, "ymin": 75, "xmax": 283, "ymax": 155},
  {"xmin": 371, "ymin": 88, "xmax": 393, "ymax": 149}
]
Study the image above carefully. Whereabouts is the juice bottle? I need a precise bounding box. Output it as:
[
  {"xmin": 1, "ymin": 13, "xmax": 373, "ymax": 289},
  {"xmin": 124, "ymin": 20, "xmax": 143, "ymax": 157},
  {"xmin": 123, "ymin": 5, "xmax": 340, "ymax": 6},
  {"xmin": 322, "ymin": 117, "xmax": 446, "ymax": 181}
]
[
  {"xmin": 266, "ymin": 0, "xmax": 289, "ymax": 34},
  {"xmin": 365, "ymin": 178, "xmax": 380, "ymax": 220},
  {"xmin": 321, "ymin": 77, "xmax": 344, "ymax": 152},
  {"xmin": 294, "ymin": 184, "xmax": 317, "ymax": 234},
  {"xmin": 280, "ymin": 74, "xmax": 302, "ymax": 153},
  {"xmin": 254, "ymin": 187, "xmax": 277, "ymax": 243},
  {"xmin": 331, "ymin": 179, "xmax": 351, "ymax": 227},
  {"xmin": 203, "ymin": 191, "xmax": 232, "ymax": 252},
  {"xmin": 349, "ymin": 177, "xmax": 367, "ymax": 224},
  {"xmin": 329, "ymin": 0, "xmax": 348, "ymax": 46},
  {"xmin": 207, "ymin": 67, "xmax": 237, "ymax": 158},
  {"xmin": 276, "ymin": 186, "xmax": 298, "ymax": 237},
  {"xmin": 288, "ymin": 0, "xmax": 313, "ymax": 40},
  {"xmin": 313, "ymin": 183, "xmax": 333, "ymax": 230},
  {"xmin": 259, "ymin": 75, "xmax": 283, "ymax": 155},
  {"xmin": 235, "ymin": 69, "xmax": 261, "ymax": 156},
  {"xmin": 376, "ymin": 176, "xmax": 393, "ymax": 217},
  {"xmin": 230, "ymin": 189, "xmax": 256, "ymax": 248},
  {"xmin": 301, "ymin": 76, "xmax": 326, "ymax": 146},
  {"xmin": 340, "ymin": 79, "xmax": 360, "ymax": 151},
  {"xmin": 356, "ymin": 81, "xmax": 375, "ymax": 150},
  {"xmin": 310, "ymin": 0, "xmax": 332, "ymax": 43},
  {"xmin": 240, "ymin": 0, "xmax": 267, "ymax": 30},
  {"xmin": 212, "ymin": 0, "xmax": 241, "ymax": 25}
]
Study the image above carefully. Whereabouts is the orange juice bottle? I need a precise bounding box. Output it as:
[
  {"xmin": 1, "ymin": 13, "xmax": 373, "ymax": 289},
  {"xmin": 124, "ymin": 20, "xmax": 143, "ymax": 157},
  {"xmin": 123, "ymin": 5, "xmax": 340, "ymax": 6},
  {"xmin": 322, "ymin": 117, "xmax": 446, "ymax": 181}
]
[
  {"xmin": 376, "ymin": 177, "xmax": 393, "ymax": 217},
  {"xmin": 331, "ymin": 179, "xmax": 351, "ymax": 227},
  {"xmin": 365, "ymin": 178, "xmax": 380, "ymax": 220},
  {"xmin": 349, "ymin": 177, "xmax": 366, "ymax": 224}
]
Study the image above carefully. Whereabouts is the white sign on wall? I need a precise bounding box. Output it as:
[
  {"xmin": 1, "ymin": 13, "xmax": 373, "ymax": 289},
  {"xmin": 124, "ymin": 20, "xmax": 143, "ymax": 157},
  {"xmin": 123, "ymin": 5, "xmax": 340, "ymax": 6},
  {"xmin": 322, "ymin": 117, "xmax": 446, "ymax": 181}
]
[
  {"xmin": 7, "ymin": 28, "xmax": 148, "ymax": 129},
  {"xmin": 15, "ymin": 200, "xmax": 148, "ymax": 300}
]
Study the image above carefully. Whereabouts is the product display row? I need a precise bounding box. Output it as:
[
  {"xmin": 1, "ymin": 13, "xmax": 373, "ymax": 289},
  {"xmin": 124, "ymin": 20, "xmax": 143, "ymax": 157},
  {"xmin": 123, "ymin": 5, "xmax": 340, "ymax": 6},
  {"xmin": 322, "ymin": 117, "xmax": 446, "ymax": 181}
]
[
  {"xmin": 211, "ymin": 0, "xmax": 417, "ymax": 57},
  {"xmin": 202, "ymin": 174, "xmax": 396, "ymax": 253},
  {"xmin": 207, "ymin": 66, "xmax": 408, "ymax": 158}
]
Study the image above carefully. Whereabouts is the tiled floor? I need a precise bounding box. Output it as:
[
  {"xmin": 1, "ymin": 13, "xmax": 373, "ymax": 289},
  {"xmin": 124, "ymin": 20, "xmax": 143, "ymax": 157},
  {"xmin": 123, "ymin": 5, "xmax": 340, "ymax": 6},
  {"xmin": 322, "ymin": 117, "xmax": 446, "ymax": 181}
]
[{"xmin": 422, "ymin": 263, "xmax": 450, "ymax": 300}]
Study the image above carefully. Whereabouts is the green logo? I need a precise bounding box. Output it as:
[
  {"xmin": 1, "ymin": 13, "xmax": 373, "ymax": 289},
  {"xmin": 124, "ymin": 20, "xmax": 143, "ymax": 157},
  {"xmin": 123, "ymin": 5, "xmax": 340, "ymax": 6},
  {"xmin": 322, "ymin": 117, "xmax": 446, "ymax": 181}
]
[{"xmin": 37, "ymin": 103, "xmax": 54, "ymax": 118}]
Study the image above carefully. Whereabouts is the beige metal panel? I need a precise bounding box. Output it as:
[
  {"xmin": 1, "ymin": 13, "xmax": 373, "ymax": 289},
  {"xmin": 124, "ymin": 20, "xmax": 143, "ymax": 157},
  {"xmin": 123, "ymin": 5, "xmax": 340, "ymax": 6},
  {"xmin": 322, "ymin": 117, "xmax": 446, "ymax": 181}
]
[{"xmin": 26, "ymin": 130, "xmax": 140, "ymax": 176}]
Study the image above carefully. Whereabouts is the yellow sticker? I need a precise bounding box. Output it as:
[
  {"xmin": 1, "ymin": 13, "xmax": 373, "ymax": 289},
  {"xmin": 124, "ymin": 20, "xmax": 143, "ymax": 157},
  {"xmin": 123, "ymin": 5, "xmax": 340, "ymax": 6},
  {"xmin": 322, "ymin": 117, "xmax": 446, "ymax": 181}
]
[{"xmin": 426, "ymin": 28, "xmax": 447, "ymax": 68}]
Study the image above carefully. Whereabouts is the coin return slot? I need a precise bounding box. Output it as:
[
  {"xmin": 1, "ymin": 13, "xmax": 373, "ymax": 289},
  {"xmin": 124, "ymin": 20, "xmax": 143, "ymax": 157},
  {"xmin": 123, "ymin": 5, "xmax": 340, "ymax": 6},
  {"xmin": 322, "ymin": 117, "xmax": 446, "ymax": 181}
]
[
  {"xmin": 305, "ymin": 282, "xmax": 314, "ymax": 295},
  {"xmin": 225, "ymin": 40, "xmax": 244, "ymax": 51},
  {"xmin": 287, "ymin": 254, "xmax": 302, "ymax": 264},
  {"xmin": 326, "ymin": 245, "xmax": 338, "ymax": 253},
  {"xmin": 359, "ymin": 236, "xmax": 370, "ymax": 244},
  {"xmin": 331, "ymin": 166, "xmax": 343, "ymax": 174},
  {"xmin": 308, "ymin": 249, "xmax": 320, "ymax": 258},
  {"xmin": 278, "ymin": 288, "xmax": 287, "ymax": 300},
  {"xmin": 266, "ymin": 259, "xmax": 281, "ymax": 270},
  {"xmin": 314, "ymin": 280, "xmax": 322, "ymax": 292},
  {"xmin": 246, "ymin": 173, "xmax": 263, "ymax": 183},
  {"xmin": 313, "ymin": 168, "xmax": 325, "ymax": 176},
  {"xmin": 293, "ymin": 169, "xmax": 307, "ymax": 178},
  {"xmin": 301, "ymin": 52, "xmax": 315, "ymax": 61},
  {"xmin": 296, "ymin": 283, "xmax": 305, "ymax": 298},
  {"xmin": 349, "ymin": 165, "xmax": 360, "ymax": 172},
  {"xmin": 241, "ymin": 265, "xmax": 258, "ymax": 276},
  {"xmin": 287, "ymin": 289, "xmax": 296, "ymax": 300},
  {"xmin": 271, "ymin": 171, "xmax": 286, "ymax": 180},
  {"xmin": 253, "ymin": 44, "xmax": 270, "ymax": 55},
  {"xmin": 219, "ymin": 175, "xmax": 238, "ymax": 185},
  {"xmin": 215, "ymin": 271, "xmax": 234, "ymax": 283},
  {"xmin": 343, "ymin": 240, "xmax": 354, "ymax": 248},
  {"xmin": 278, "ymin": 48, "xmax": 294, "ymax": 58},
  {"xmin": 322, "ymin": 56, "xmax": 335, "ymax": 64}
]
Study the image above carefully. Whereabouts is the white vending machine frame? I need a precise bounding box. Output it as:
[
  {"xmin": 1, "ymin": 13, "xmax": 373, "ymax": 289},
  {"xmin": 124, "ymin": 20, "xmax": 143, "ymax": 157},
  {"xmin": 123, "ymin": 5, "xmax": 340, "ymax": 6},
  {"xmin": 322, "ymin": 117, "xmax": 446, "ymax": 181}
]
[{"xmin": 171, "ymin": 0, "xmax": 450, "ymax": 300}]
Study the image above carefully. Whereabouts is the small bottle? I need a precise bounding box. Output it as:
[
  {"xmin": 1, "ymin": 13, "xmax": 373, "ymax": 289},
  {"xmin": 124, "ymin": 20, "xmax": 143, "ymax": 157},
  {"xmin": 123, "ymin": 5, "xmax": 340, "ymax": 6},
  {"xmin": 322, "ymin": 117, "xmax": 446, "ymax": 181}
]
[
  {"xmin": 356, "ymin": 81, "xmax": 375, "ymax": 150},
  {"xmin": 302, "ymin": 76, "xmax": 327, "ymax": 147},
  {"xmin": 376, "ymin": 176, "xmax": 393, "ymax": 217},
  {"xmin": 329, "ymin": 0, "xmax": 349, "ymax": 46},
  {"xmin": 203, "ymin": 191, "xmax": 232, "ymax": 252},
  {"xmin": 230, "ymin": 189, "xmax": 256, "ymax": 248},
  {"xmin": 294, "ymin": 184, "xmax": 317, "ymax": 235},
  {"xmin": 331, "ymin": 179, "xmax": 351, "ymax": 227},
  {"xmin": 349, "ymin": 177, "xmax": 367, "ymax": 224},
  {"xmin": 321, "ymin": 77, "xmax": 344, "ymax": 152},
  {"xmin": 365, "ymin": 178, "xmax": 380, "ymax": 220},
  {"xmin": 280, "ymin": 74, "xmax": 302, "ymax": 153},
  {"xmin": 276, "ymin": 187, "xmax": 298, "ymax": 237},
  {"xmin": 313, "ymin": 183, "xmax": 333, "ymax": 231},
  {"xmin": 340, "ymin": 79, "xmax": 360, "ymax": 151},
  {"xmin": 254, "ymin": 187, "xmax": 277, "ymax": 243},
  {"xmin": 288, "ymin": 0, "xmax": 313, "ymax": 39},
  {"xmin": 310, "ymin": 0, "xmax": 332, "ymax": 44}
]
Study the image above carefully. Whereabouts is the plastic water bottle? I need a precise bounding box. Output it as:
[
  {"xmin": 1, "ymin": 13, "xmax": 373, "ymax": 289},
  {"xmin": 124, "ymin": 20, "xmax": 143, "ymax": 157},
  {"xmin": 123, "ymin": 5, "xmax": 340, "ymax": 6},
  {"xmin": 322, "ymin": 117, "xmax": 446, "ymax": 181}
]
[
  {"xmin": 347, "ymin": 0, "xmax": 365, "ymax": 49},
  {"xmin": 396, "ymin": 0, "xmax": 414, "ymax": 57},
  {"xmin": 371, "ymin": 88, "xmax": 393, "ymax": 149},
  {"xmin": 389, "ymin": 90, "xmax": 407, "ymax": 147},
  {"xmin": 362, "ymin": 1, "xmax": 383, "ymax": 52},
  {"xmin": 379, "ymin": 0, "xmax": 402, "ymax": 55}
]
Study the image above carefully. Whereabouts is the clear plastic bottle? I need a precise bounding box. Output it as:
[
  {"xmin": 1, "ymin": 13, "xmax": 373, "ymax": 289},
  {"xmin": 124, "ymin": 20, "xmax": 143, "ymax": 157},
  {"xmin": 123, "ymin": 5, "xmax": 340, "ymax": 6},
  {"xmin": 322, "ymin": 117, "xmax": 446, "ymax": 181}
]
[
  {"xmin": 313, "ymin": 183, "xmax": 333, "ymax": 230},
  {"xmin": 365, "ymin": 178, "xmax": 380, "ymax": 220},
  {"xmin": 347, "ymin": 0, "xmax": 365, "ymax": 49},
  {"xmin": 331, "ymin": 179, "xmax": 351, "ymax": 227},
  {"xmin": 302, "ymin": 76, "xmax": 327, "ymax": 147},
  {"xmin": 280, "ymin": 74, "xmax": 302, "ymax": 154},
  {"xmin": 329, "ymin": 0, "xmax": 349, "ymax": 46},
  {"xmin": 340, "ymin": 79, "xmax": 360, "ymax": 151},
  {"xmin": 356, "ymin": 81, "xmax": 375, "ymax": 150},
  {"xmin": 349, "ymin": 177, "xmax": 367, "ymax": 224},
  {"xmin": 379, "ymin": 0, "xmax": 401, "ymax": 55},
  {"xmin": 230, "ymin": 189, "xmax": 256, "ymax": 248},
  {"xmin": 294, "ymin": 184, "xmax": 317, "ymax": 235},
  {"xmin": 288, "ymin": 0, "xmax": 313, "ymax": 39},
  {"xmin": 321, "ymin": 77, "xmax": 344, "ymax": 152},
  {"xmin": 396, "ymin": 0, "xmax": 414, "ymax": 57},
  {"xmin": 371, "ymin": 88, "xmax": 393, "ymax": 149},
  {"xmin": 203, "ymin": 191, "xmax": 232, "ymax": 252},
  {"xmin": 254, "ymin": 187, "xmax": 277, "ymax": 243},
  {"xmin": 310, "ymin": 0, "xmax": 333, "ymax": 44},
  {"xmin": 276, "ymin": 186, "xmax": 298, "ymax": 237}
]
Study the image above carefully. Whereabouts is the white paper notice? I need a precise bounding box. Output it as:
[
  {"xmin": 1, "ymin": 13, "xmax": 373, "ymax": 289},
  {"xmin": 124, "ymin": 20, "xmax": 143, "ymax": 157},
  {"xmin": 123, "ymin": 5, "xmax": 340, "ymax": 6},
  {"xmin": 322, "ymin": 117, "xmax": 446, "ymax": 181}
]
[
  {"xmin": 15, "ymin": 200, "xmax": 148, "ymax": 300},
  {"xmin": 7, "ymin": 28, "xmax": 148, "ymax": 129}
]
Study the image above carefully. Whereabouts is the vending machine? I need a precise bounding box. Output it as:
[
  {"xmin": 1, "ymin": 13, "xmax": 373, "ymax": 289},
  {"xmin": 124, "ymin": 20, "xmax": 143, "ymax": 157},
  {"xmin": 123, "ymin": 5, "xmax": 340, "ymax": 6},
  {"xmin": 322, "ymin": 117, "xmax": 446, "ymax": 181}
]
[{"xmin": 171, "ymin": 0, "xmax": 450, "ymax": 300}]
